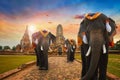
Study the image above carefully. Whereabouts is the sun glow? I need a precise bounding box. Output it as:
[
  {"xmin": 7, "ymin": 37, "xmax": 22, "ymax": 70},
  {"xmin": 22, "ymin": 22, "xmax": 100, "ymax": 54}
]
[{"xmin": 29, "ymin": 25, "xmax": 36, "ymax": 34}]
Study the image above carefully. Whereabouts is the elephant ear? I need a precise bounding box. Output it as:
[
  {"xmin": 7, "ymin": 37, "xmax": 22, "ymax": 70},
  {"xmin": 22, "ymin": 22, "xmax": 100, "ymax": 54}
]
[
  {"xmin": 108, "ymin": 18, "xmax": 117, "ymax": 36},
  {"xmin": 78, "ymin": 19, "xmax": 89, "ymax": 45},
  {"xmin": 106, "ymin": 20, "xmax": 112, "ymax": 32},
  {"xmin": 108, "ymin": 18, "xmax": 117, "ymax": 45},
  {"xmin": 49, "ymin": 32, "xmax": 56, "ymax": 44}
]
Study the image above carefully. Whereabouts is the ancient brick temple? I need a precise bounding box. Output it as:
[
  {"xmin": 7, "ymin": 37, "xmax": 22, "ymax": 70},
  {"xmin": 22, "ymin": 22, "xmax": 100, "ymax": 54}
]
[
  {"xmin": 20, "ymin": 26, "xmax": 32, "ymax": 53},
  {"xmin": 16, "ymin": 26, "xmax": 33, "ymax": 53},
  {"xmin": 56, "ymin": 24, "xmax": 65, "ymax": 52}
]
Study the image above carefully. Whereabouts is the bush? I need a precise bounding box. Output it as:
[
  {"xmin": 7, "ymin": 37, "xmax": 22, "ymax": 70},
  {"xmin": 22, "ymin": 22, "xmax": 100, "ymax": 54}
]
[
  {"xmin": 109, "ymin": 40, "xmax": 120, "ymax": 50},
  {"xmin": 0, "ymin": 46, "xmax": 2, "ymax": 50},
  {"xmin": 3, "ymin": 46, "xmax": 11, "ymax": 50}
]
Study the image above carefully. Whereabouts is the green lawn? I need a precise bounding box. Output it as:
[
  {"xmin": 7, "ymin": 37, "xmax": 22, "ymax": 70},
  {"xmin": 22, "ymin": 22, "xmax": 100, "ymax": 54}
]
[
  {"xmin": 75, "ymin": 53, "xmax": 120, "ymax": 78},
  {"xmin": 107, "ymin": 54, "xmax": 120, "ymax": 77},
  {"xmin": 0, "ymin": 55, "xmax": 36, "ymax": 74}
]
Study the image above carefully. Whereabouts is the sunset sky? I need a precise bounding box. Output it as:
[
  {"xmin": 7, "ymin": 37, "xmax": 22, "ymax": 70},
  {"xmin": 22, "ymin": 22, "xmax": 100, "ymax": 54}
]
[{"xmin": 0, "ymin": 0, "xmax": 120, "ymax": 48}]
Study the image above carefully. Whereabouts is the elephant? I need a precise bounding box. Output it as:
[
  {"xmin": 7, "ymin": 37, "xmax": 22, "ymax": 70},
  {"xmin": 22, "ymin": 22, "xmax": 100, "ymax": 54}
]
[
  {"xmin": 58, "ymin": 46, "xmax": 62, "ymax": 55},
  {"xmin": 78, "ymin": 12, "xmax": 117, "ymax": 80},
  {"xmin": 64, "ymin": 39, "xmax": 76, "ymax": 62},
  {"xmin": 32, "ymin": 30, "xmax": 56, "ymax": 70}
]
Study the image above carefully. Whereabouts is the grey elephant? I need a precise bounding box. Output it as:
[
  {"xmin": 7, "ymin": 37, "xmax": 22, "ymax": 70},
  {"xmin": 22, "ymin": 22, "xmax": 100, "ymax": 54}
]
[
  {"xmin": 58, "ymin": 46, "xmax": 62, "ymax": 55},
  {"xmin": 78, "ymin": 12, "xmax": 117, "ymax": 80},
  {"xmin": 64, "ymin": 39, "xmax": 76, "ymax": 62},
  {"xmin": 32, "ymin": 30, "xmax": 56, "ymax": 70}
]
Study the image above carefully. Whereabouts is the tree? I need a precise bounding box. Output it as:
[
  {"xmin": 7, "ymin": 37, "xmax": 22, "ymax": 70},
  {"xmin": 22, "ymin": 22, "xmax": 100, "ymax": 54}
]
[
  {"xmin": 12, "ymin": 46, "xmax": 16, "ymax": 51},
  {"xmin": 0, "ymin": 46, "xmax": 2, "ymax": 50},
  {"xmin": 115, "ymin": 40, "xmax": 120, "ymax": 50},
  {"xmin": 3, "ymin": 46, "xmax": 11, "ymax": 50}
]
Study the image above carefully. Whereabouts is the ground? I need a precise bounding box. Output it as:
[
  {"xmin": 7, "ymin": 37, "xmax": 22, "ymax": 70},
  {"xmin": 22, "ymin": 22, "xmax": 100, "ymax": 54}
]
[{"xmin": 4, "ymin": 57, "xmax": 82, "ymax": 80}]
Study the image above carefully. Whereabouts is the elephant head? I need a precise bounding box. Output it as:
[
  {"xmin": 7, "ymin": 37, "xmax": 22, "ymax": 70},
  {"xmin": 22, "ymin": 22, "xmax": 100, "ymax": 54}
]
[
  {"xmin": 64, "ymin": 39, "xmax": 76, "ymax": 52},
  {"xmin": 79, "ymin": 13, "xmax": 117, "ymax": 80},
  {"xmin": 64, "ymin": 39, "xmax": 76, "ymax": 61},
  {"xmin": 32, "ymin": 30, "xmax": 56, "ymax": 52},
  {"xmin": 38, "ymin": 30, "xmax": 56, "ymax": 52}
]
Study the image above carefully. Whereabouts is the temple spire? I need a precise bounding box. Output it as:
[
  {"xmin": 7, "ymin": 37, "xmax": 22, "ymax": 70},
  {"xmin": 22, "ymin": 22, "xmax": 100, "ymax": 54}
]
[{"xmin": 20, "ymin": 25, "xmax": 31, "ymax": 52}]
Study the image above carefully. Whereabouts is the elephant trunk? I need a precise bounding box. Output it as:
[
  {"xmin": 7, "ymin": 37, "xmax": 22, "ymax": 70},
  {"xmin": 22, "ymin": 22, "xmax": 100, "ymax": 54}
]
[{"xmin": 82, "ymin": 30, "xmax": 104, "ymax": 80}]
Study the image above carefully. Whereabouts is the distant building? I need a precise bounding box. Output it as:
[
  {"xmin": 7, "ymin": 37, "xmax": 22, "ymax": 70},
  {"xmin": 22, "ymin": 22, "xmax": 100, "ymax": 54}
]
[
  {"xmin": 15, "ymin": 26, "xmax": 33, "ymax": 53},
  {"xmin": 20, "ymin": 26, "xmax": 31, "ymax": 53},
  {"xmin": 56, "ymin": 24, "xmax": 65, "ymax": 53},
  {"xmin": 16, "ymin": 44, "xmax": 21, "ymax": 52},
  {"xmin": 56, "ymin": 24, "xmax": 65, "ymax": 46}
]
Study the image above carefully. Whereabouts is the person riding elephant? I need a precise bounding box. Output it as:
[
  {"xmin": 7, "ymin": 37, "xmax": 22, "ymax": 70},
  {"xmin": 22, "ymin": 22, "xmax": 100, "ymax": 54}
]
[
  {"xmin": 32, "ymin": 30, "xmax": 56, "ymax": 70},
  {"xmin": 78, "ymin": 12, "xmax": 117, "ymax": 80},
  {"xmin": 64, "ymin": 39, "xmax": 76, "ymax": 62}
]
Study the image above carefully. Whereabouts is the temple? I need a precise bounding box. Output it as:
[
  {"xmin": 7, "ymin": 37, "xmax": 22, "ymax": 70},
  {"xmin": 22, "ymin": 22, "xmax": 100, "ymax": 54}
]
[
  {"xmin": 56, "ymin": 24, "xmax": 65, "ymax": 53},
  {"xmin": 16, "ymin": 26, "xmax": 32, "ymax": 53}
]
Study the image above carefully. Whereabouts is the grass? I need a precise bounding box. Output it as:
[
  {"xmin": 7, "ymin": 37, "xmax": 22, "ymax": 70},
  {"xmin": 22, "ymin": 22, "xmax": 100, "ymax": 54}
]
[
  {"xmin": 107, "ymin": 54, "xmax": 120, "ymax": 77},
  {"xmin": 75, "ymin": 53, "xmax": 81, "ymax": 60},
  {"xmin": 75, "ymin": 53, "xmax": 120, "ymax": 78},
  {"xmin": 0, "ymin": 55, "xmax": 36, "ymax": 74}
]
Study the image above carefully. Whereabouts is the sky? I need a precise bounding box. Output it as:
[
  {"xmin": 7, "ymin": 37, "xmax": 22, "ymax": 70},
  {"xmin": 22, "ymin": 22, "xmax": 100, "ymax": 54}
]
[{"xmin": 0, "ymin": 0, "xmax": 120, "ymax": 48}]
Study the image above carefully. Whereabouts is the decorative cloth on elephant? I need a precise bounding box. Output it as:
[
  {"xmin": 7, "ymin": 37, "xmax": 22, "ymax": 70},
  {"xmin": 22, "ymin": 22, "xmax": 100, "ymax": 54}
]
[
  {"xmin": 77, "ymin": 36, "xmax": 82, "ymax": 46},
  {"xmin": 85, "ymin": 12, "xmax": 101, "ymax": 20},
  {"xmin": 85, "ymin": 12, "xmax": 112, "ymax": 33},
  {"xmin": 40, "ymin": 30, "xmax": 49, "ymax": 37}
]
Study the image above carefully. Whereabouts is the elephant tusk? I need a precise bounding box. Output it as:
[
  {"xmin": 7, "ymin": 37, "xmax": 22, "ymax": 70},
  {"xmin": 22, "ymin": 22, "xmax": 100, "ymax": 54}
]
[
  {"xmin": 73, "ymin": 45, "xmax": 75, "ymax": 49},
  {"xmin": 41, "ymin": 46, "xmax": 43, "ymax": 51},
  {"xmin": 83, "ymin": 34, "xmax": 88, "ymax": 44},
  {"xmin": 71, "ymin": 49, "xmax": 73, "ymax": 52},
  {"xmin": 103, "ymin": 44, "xmax": 106, "ymax": 54},
  {"xmin": 64, "ymin": 44, "xmax": 66, "ymax": 47},
  {"xmin": 86, "ymin": 46, "xmax": 91, "ymax": 56},
  {"xmin": 106, "ymin": 22, "xmax": 111, "ymax": 32},
  {"xmin": 50, "ymin": 40, "xmax": 52, "ymax": 45}
]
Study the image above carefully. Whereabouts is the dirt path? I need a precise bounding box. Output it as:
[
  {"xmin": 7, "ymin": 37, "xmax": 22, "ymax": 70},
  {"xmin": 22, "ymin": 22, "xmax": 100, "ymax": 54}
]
[{"xmin": 4, "ymin": 57, "xmax": 82, "ymax": 80}]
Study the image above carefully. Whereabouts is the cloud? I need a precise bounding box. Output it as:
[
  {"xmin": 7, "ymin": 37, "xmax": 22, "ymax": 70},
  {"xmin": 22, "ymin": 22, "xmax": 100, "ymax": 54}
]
[
  {"xmin": 48, "ymin": 21, "xmax": 52, "ymax": 24},
  {"xmin": 73, "ymin": 14, "xmax": 84, "ymax": 19}
]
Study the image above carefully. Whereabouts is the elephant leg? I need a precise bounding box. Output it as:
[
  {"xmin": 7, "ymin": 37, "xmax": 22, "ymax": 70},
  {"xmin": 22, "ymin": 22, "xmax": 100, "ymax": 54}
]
[
  {"xmin": 70, "ymin": 52, "xmax": 73, "ymax": 61},
  {"xmin": 69, "ymin": 52, "xmax": 72, "ymax": 61},
  {"xmin": 60, "ymin": 52, "xmax": 62, "ymax": 55},
  {"xmin": 71, "ymin": 51, "xmax": 74, "ymax": 62},
  {"xmin": 67, "ymin": 51, "xmax": 70, "ymax": 62},
  {"xmin": 67, "ymin": 52, "xmax": 69, "ymax": 62},
  {"xmin": 41, "ymin": 52, "xmax": 45, "ymax": 67},
  {"xmin": 99, "ymin": 53, "xmax": 108, "ymax": 80},
  {"xmin": 34, "ymin": 48, "xmax": 39, "ymax": 66},
  {"xmin": 38, "ymin": 50, "xmax": 44, "ymax": 69},
  {"xmin": 44, "ymin": 51, "xmax": 48, "ymax": 70},
  {"xmin": 81, "ymin": 44, "xmax": 87, "ymax": 77},
  {"xmin": 73, "ymin": 51, "xmax": 75, "ymax": 61}
]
